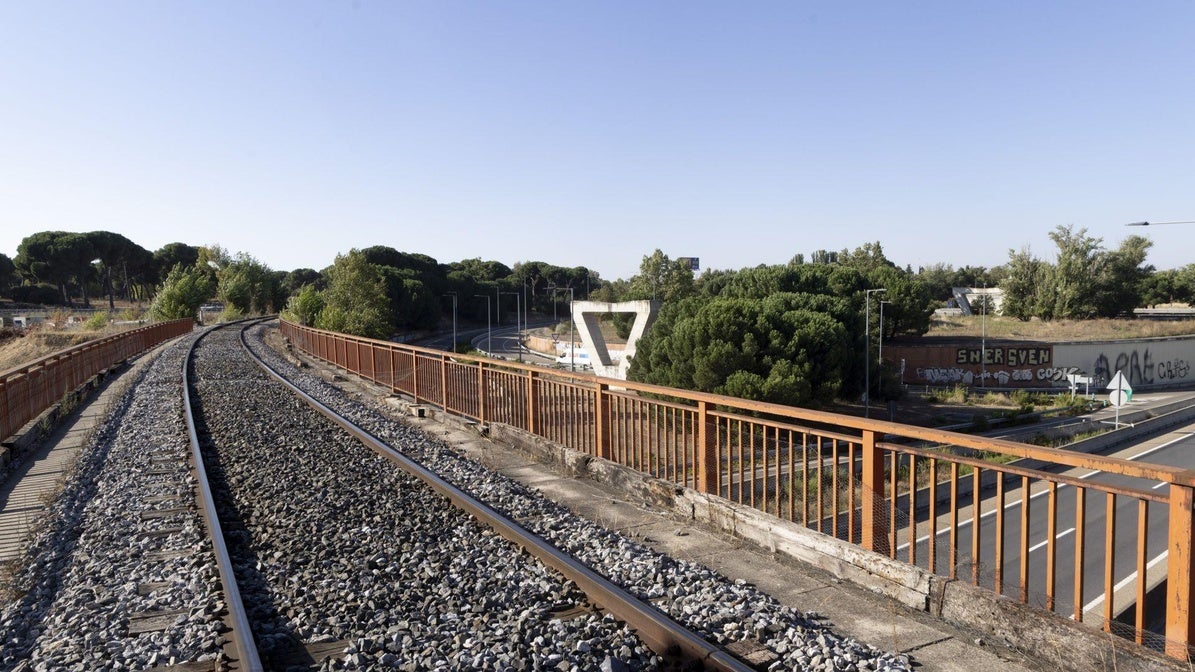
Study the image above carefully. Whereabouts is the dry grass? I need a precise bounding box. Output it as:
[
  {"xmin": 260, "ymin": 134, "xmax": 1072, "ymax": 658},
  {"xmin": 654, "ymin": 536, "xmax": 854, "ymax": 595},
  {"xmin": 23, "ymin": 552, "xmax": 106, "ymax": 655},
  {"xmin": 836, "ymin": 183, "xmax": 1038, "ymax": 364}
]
[
  {"xmin": 0, "ymin": 327, "xmax": 130, "ymax": 373},
  {"xmin": 927, "ymin": 315, "xmax": 1195, "ymax": 341}
]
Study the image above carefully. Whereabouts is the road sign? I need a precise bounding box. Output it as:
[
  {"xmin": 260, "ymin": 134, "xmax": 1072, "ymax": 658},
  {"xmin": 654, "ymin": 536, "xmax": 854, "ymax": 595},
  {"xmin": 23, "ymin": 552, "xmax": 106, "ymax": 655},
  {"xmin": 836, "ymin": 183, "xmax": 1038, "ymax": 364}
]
[
  {"xmin": 1106, "ymin": 371, "xmax": 1132, "ymax": 395},
  {"xmin": 1105, "ymin": 370, "xmax": 1134, "ymax": 425}
]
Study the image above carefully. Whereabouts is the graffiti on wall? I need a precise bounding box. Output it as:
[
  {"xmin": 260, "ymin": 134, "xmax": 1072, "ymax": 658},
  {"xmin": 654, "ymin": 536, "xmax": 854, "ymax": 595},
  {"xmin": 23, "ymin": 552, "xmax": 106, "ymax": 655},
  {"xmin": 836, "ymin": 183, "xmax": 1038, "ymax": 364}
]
[
  {"xmin": 894, "ymin": 337, "xmax": 1195, "ymax": 389},
  {"xmin": 955, "ymin": 346, "xmax": 1053, "ymax": 367},
  {"xmin": 906, "ymin": 345, "xmax": 1068, "ymax": 387},
  {"xmin": 915, "ymin": 365, "xmax": 1080, "ymax": 387},
  {"xmin": 1091, "ymin": 348, "xmax": 1190, "ymax": 387}
]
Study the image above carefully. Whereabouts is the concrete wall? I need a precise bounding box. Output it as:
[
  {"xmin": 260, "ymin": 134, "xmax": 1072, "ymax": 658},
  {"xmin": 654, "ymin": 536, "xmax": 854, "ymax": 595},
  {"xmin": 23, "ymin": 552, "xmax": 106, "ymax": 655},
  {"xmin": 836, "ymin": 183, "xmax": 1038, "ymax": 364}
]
[
  {"xmin": 889, "ymin": 334, "xmax": 1195, "ymax": 390},
  {"xmin": 1054, "ymin": 336, "xmax": 1195, "ymax": 390}
]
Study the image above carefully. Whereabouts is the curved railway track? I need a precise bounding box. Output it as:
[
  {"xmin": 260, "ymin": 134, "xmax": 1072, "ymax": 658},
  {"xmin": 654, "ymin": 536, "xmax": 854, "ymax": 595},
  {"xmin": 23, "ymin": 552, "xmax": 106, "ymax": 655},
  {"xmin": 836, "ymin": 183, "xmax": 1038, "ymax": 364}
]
[{"xmin": 185, "ymin": 320, "xmax": 757, "ymax": 671}]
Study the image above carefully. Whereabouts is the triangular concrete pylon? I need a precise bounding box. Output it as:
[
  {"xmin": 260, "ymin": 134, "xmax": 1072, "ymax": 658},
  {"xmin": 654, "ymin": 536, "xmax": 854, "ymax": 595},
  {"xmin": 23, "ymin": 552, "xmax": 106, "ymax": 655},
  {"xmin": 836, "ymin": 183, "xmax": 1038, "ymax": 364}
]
[{"xmin": 571, "ymin": 300, "xmax": 659, "ymax": 379}]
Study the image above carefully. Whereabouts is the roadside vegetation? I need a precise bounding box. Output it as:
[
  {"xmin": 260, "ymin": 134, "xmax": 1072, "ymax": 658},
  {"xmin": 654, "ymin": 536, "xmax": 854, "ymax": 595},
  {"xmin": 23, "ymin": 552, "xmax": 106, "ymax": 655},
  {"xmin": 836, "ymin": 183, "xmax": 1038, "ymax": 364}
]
[{"xmin": 1, "ymin": 223, "xmax": 1191, "ymax": 414}]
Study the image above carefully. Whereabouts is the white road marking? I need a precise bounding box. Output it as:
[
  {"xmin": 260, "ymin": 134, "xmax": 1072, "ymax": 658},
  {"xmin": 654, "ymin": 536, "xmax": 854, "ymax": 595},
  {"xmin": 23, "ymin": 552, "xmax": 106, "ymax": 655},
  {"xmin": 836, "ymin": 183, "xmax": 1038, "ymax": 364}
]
[{"xmin": 896, "ymin": 431, "xmax": 1190, "ymax": 552}]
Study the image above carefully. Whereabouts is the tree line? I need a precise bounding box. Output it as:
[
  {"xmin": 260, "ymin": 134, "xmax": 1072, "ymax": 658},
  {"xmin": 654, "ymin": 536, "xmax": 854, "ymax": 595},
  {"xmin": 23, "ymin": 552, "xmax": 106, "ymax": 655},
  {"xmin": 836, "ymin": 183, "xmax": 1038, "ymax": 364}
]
[
  {"xmin": 4, "ymin": 225, "xmax": 1183, "ymax": 409},
  {"xmin": 280, "ymin": 246, "xmax": 600, "ymax": 341}
]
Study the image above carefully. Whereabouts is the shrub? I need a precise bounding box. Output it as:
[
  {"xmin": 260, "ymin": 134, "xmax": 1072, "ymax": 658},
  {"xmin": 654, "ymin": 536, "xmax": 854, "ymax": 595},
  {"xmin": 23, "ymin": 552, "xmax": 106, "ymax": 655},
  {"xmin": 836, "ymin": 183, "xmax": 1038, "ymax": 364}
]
[
  {"xmin": 9, "ymin": 284, "xmax": 63, "ymax": 305},
  {"xmin": 149, "ymin": 264, "xmax": 215, "ymax": 321},
  {"xmin": 118, "ymin": 307, "xmax": 144, "ymax": 321},
  {"xmin": 218, "ymin": 305, "xmax": 245, "ymax": 323},
  {"xmin": 83, "ymin": 312, "xmax": 109, "ymax": 331}
]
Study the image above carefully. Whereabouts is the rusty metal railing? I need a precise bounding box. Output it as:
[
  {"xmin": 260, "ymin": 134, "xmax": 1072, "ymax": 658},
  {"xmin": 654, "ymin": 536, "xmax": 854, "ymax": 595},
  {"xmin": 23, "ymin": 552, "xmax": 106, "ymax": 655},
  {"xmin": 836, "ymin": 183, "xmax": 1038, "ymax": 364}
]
[
  {"xmin": 0, "ymin": 319, "xmax": 194, "ymax": 442},
  {"xmin": 279, "ymin": 319, "xmax": 1195, "ymax": 659}
]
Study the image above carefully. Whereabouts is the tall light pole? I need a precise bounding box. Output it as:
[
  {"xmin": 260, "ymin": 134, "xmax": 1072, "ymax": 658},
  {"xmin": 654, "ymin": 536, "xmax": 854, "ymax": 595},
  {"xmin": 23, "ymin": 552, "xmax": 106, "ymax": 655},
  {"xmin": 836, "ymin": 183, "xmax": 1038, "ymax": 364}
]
[
  {"xmin": 864, "ymin": 288, "xmax": 886, "ymax": 418},
  {"xmin": 502, "ymin": 291, "xmax": 522, "ymax": 362},
  {"xmin": 444, "ymin": 291, "xmax": 457, "ymax": 353},
  {"xmin": 473, "ymin": 295, "xmax": 491, "ymax": 354}
]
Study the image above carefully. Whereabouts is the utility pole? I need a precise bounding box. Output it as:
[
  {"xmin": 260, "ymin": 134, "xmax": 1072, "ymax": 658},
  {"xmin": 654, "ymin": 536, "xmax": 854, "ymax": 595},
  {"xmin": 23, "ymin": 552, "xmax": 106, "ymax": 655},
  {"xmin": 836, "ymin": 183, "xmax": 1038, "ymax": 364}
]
[{"xmin": 864, "ymin": 288, "xmax": 886, "ymax": 418}]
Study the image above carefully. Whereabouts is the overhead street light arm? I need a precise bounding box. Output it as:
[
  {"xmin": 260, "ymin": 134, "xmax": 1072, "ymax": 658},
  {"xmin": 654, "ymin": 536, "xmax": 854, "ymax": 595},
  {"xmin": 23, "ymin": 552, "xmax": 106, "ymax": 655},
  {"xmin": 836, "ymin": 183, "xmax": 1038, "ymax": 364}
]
[{"xmin": 1126, "ymin": 220, "xmax": 1195, "ymax": 226}]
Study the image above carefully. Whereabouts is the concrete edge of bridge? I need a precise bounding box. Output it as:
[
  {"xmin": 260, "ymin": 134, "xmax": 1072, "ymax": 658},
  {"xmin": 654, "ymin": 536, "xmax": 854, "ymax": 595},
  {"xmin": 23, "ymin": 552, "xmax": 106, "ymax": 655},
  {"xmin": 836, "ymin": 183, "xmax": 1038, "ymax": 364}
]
[
  {"xmin": 267, "ymin": 323, "xmax": 1185, "ymax": 672},
  {"xmin": 469, "ymin": 420, "xmax": 1185, "ymax": 672},
  {"xmin": 0, "ymin": 362, "xmax": 129, "ymax": 473}
]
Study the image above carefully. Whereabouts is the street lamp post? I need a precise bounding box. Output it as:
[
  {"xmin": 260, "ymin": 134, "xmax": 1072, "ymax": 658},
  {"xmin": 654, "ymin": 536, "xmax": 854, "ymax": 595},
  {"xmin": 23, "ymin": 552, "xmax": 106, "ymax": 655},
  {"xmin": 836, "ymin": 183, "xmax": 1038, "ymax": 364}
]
[
  {"xmin": 864, "ymin": 288, "xmax": 887, "ymax": 418},
  {"xmin": 502, "ymin": 291, "xmax": 522, "ymax": 362},
  {"xmin": 473, "ymin": 295, "xmax": 492, "ymax": 354}
]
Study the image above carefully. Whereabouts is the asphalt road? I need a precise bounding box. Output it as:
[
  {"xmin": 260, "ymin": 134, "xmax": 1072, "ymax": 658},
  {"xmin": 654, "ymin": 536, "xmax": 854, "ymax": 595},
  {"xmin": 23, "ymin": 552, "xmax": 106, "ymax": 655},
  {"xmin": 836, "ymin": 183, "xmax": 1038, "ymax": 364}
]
[{"xmin": 897, "ymin": 423, "xmax": 1194, "ymax": 631}]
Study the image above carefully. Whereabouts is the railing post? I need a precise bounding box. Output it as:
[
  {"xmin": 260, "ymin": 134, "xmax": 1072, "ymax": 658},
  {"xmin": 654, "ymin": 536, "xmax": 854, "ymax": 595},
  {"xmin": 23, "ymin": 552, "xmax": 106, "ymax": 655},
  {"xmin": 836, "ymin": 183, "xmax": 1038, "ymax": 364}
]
[
  {"xmin": 594, "ymin": 382, "xmax": 611, "ymax": 460},
  {"xmin": 410, "ymin": 351, "xmax": 419, "ymax": 403},
  {"xmin": 0, "ymin": 379, "xmax": 9, "ymax": 440},
  {"xmin": 696, "ymin": 400, "xmax": 718, "ymax": 494},
  {"xmin": 1166, "ymin": 481, "xmax": 1195, "ymax": 659},
  {"xmin": 860, "ymin": 429, "xmax": 888, "ymax": 554},
  {"xmin": 441, "ymin": 354, "xmax": 448, "ymax": 412},
  {"xmin": 477, "ymin": 362, "xmax": 487, "ymax": 425},
  {"xmin": 526, "ymin": 371, "xmax": 538, "ymax": 435}
]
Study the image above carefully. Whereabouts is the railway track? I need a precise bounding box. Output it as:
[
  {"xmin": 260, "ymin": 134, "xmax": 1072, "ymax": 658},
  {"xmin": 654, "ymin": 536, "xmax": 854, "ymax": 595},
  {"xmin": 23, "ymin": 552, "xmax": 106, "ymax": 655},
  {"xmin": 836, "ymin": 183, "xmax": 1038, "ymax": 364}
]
[
  {"xmin": 1, "ymin": 318, "xmax": 910, "ymax": 671},
  {"xmin": 187, "ymin": 320, "xmax": 758, "ymax": 670}
]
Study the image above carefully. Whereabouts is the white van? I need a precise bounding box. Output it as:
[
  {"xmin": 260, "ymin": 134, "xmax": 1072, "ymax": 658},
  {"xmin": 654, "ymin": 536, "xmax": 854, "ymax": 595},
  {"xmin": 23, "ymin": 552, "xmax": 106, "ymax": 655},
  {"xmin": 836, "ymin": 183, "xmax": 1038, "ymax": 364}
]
[{"xmin": 555, "ymin": 346, "xmax": 591, "ymax": 368}]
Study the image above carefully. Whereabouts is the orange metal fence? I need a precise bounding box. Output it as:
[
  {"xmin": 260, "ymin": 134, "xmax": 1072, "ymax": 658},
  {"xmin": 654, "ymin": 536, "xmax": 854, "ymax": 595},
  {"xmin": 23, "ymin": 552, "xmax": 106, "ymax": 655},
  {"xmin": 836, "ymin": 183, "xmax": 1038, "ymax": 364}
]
[
  {"xmin": 280, "ymin": 319, "xmax": 1195, "ymax": 659},
  {"xmin": 0, "ymin": 319, "xmax": 194, "ymax": 442}
]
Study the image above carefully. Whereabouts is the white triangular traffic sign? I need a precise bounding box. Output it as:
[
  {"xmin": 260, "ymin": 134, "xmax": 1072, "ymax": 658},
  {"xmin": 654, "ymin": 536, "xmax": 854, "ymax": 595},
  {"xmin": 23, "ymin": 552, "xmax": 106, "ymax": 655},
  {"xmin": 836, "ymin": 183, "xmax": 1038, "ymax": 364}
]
[{"xmin": 1106, "ymin": 371, "xmax": 1132, "ymax": 393}]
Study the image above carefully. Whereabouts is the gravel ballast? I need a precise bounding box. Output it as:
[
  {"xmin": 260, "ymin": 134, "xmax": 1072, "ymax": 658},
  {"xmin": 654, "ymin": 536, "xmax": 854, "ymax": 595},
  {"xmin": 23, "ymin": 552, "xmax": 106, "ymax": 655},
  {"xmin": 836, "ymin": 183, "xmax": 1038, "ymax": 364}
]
[
  {"xmin": 244, "ymin": 322, "xmax": 912, "ymax": 672},
  {"xmin": 0, "ymin": 329, "xmax": 226, "ymax": 671},
  {"xmin": 0, "ymin": 320, "xmax": 913, "ymax": 671}
]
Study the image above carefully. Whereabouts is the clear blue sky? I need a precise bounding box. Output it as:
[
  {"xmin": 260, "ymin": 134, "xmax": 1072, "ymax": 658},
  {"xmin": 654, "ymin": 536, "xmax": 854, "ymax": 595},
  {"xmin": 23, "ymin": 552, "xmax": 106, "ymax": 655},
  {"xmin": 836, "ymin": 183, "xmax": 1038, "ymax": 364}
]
[{"xmin": 2, "ymin": 2, "xmax": 1192, "ymax": 281}]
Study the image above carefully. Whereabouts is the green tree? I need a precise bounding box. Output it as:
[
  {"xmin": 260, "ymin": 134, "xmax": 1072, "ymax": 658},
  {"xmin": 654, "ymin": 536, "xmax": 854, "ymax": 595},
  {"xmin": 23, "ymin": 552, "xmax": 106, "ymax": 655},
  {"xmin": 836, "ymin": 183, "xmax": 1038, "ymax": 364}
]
[
  {"xmin": 14, "ymin": 231, "xmax": 97, "ymax": 305},
  {"xmin": 153, "ymin": 243, "xmax": 200, "ymax": 284},
  {"xmin": 87, "ymin": 231, "xmax": 148, "ymax": 309},
  {"xmin": 216, "ymin": 252, "xmax": 277, "ymax": 314},
  {"xmin": 1047, "ymin": 225, "xmax": 1103, "ymax": 319},
  {"xmin": 0, "ymin": 253, "xmax": 15, "ymax": 296},
  {"xmin": 1000, "ymin": 246, "xmax": 1048, "ymax": 321},
  {"xmin": 629, "ymin": 249, "xmax": 695, "ymax": 302},
  {"xmin": 1002, "ymin": 227, "xmax": 1157, "ymax": 320},
  {"xmin": 447, "ymin": 257, "xmax": 511, "ymax": 283},
  {"xmin": 148, "ymin": 264, "xmax": 214, "ymax": 320},
  {"xmin": 282, "ymin": 268, "xmax": 323, "ymax": 296},
  {"xmin": 1091, "ymin": 235, "xmax": 1152, "ymax": 318},
  {"xmin": 282, "ymin": 284, "xmax": 325, "ymax": 326},
  {"xmin": 629, "ymin": 293, "xmax": 852, "ymax": 407},
  {"xmin": 1141, "ymin": 265, "xmax": 1195, "ymax": 306},
  {"xmin": 316, "ymin": 250, "xmax": 393, "ymax": 339}
]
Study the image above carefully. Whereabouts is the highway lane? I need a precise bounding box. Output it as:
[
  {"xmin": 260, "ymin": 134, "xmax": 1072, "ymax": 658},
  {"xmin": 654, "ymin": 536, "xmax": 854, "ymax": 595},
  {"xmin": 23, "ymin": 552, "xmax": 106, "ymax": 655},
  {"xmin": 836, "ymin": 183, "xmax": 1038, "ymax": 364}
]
[
  {"xmin": 896, "ymin": 427, "xmax": 1195, "ymax": 634},
  {"xmin": 472, "ymin": 323, "xmax": 559, "ymax": 366}
]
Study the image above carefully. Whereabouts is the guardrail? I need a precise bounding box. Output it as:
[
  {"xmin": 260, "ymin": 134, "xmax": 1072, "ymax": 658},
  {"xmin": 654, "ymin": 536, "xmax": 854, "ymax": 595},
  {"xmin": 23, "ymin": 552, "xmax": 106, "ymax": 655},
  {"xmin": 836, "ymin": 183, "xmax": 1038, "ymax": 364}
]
[
  {"xmin": 0, "ymin": 319, "xmax": 194, "ymax": 442},
  {"xmin": 280, "ymin": 319, "xmax": 1195, "ymax": 660}
]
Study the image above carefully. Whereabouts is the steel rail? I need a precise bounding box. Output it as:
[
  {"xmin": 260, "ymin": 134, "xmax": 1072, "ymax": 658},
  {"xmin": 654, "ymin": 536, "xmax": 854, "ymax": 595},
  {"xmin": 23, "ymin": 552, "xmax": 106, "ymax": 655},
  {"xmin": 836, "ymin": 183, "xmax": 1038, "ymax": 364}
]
[
  {"xmin": 183, "ymin": 324, "xmax": 264, "ymax": 672},
  {"xmin": 239, "ymin": 324, "xmax": 756, "ymax": 672}
]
